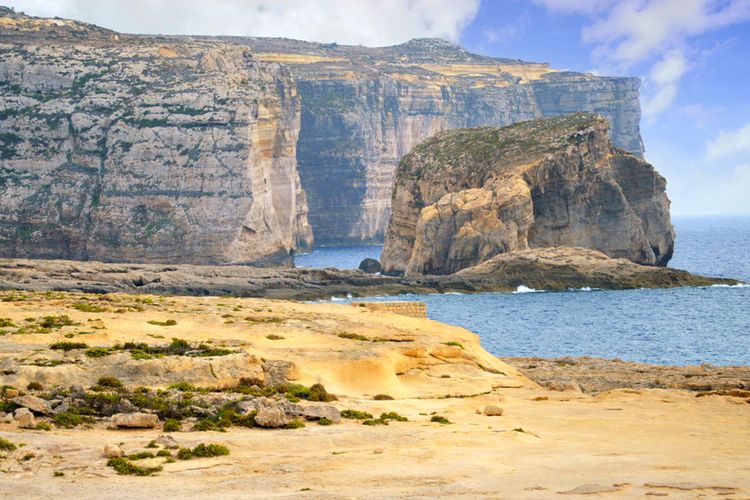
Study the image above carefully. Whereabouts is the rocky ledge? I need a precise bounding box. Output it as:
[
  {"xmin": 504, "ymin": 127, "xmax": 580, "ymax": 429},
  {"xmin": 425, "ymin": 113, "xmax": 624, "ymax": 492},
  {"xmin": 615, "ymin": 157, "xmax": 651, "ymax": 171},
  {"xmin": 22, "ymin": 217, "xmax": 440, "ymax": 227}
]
[
  {"xmin": 381, "ymin": 114, "xmax": 675, "ymax": 276},
  {"xmin": 503, "ymin": 356, "xmax": 750, "ymax": 394},
  {"xmin": 0, "ymin": 248, "xmax": 737, "ymax": 300}
]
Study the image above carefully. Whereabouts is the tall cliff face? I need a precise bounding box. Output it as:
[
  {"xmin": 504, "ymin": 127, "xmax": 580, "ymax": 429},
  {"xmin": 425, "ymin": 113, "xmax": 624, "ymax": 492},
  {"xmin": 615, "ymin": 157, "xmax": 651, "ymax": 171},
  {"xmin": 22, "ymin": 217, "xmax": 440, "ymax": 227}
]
[
  {"xmin": 380, "ymin": 114, "xmax": 674, "ymax": 276},
  {"xmin": 236, "ymin": 38, "xmax": 644, "ymax": 245},
  {"xmin": 0, "ymin": 9, "xmax": 312, "ymax": 265}
]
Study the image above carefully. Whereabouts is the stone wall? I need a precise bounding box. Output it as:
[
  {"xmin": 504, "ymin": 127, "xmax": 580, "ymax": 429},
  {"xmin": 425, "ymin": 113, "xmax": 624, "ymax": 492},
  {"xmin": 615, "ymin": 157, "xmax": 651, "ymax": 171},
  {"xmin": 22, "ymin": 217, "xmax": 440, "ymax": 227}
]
[{"xmin": 351, "ymin": 301, "xmax": 427, "ymax": 318}]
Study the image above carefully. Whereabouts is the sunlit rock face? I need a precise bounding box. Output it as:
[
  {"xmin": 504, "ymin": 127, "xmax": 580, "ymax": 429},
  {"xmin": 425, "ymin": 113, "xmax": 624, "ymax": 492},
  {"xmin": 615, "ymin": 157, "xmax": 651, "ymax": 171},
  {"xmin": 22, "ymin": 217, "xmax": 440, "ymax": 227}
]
[
  {"xmin": 381, "ymin": 114, "xmax": 674, "ymax": 276},
  {"xmin": 0, "ymin": 8, "xmax": 312, "ymax": 265}
]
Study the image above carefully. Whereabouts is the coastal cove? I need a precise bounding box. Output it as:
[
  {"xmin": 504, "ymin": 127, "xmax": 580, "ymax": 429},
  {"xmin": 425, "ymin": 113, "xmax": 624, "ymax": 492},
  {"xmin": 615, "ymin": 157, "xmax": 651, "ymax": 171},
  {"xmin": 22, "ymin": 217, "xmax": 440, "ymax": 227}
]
[{"xmin": 299, "ymin": 215, "xmax": 750, "ymax": 366}]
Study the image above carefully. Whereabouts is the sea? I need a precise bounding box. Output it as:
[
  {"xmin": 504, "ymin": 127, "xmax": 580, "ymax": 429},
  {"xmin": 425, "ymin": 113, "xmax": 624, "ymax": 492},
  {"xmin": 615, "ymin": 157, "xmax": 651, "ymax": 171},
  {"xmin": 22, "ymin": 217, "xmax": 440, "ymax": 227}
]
[{"xmin": 295, "ymin": 216, "xmax": 750, "ymax": 366}]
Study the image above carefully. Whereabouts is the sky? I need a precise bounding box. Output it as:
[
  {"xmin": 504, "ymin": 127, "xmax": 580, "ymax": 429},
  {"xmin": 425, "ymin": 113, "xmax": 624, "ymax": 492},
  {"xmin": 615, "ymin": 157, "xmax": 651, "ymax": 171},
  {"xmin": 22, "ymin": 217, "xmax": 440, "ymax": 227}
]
[{"xmin": 6, "ymin": 0, "xmax": 750, "ymax": 215}]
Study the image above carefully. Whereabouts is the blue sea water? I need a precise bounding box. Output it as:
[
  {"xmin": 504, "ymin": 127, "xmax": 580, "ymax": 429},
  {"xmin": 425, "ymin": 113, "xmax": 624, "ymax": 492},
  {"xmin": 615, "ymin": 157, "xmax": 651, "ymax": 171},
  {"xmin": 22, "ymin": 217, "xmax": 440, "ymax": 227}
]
[{"xmin": 295, "ymin": 215, "xmax": 750, "ymax": 365}]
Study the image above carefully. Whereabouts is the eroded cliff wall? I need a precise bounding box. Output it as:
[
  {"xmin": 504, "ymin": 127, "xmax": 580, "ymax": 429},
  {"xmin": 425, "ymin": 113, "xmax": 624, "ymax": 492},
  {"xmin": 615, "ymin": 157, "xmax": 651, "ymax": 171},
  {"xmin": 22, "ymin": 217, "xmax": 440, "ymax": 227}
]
[
  {"xmin": 240, "ymin": 38, "xmax": 644, "ymax": 245},
  {"xmin": 380, "ymin": 114, "xmax": 674, "ymax": 276},
  {"xmin": 0, "ymin": 9, "xmax": 312, "ymax": 265}
]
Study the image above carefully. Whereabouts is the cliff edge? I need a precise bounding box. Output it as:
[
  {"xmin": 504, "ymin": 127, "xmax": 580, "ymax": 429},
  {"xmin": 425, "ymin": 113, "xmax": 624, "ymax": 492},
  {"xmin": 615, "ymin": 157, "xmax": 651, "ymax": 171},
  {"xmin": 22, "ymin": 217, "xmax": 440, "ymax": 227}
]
[
  {"xmin": 381, "ymin": 114, "xmax": 675, "ymax": 276},
  {"xmin": 0, "ymin": 8, "xmax": 312, "ymax": 265}
]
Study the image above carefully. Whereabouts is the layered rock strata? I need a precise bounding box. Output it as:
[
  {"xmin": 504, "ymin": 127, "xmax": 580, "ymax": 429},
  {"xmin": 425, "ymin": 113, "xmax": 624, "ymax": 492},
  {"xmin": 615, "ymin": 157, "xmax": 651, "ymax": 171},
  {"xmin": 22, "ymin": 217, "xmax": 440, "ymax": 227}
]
[
  {"xmin": 0, "ymin": 8, "xmax": 312, "ymax": 265},
  {"xmin": 381, "ymin": 114, "xmax": 675, "ymax": 276},
  {"xmin": 221, "ymin": 37, "xmax": 645, "ymax": 245}
]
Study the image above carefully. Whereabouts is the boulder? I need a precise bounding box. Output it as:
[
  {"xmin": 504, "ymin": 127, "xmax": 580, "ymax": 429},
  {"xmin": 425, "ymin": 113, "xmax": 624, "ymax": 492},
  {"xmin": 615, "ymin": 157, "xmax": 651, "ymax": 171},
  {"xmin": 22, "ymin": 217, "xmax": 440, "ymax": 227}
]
[
  {"xmin": 14, "ymin": 407, "xmax": 36, "ymax": 428},
  {"xmin": 295, "ymin": 405, "xmax": 340, "ymax": 423},
  {"xmin": 254, "ymin": 405, "xmax": 290, "ymax": 428},
  {"xmin": 12, "ymin": 395, "xmax": 52, "ymax": 415},
  {"xmin": 358, "ymin": 258, "xmax": 382, "ymax": 274},
  {"xmin": 103, "ymin": 443, "xmax": 124, "ymax": 458},
  {"xmin": 111, "ymin": 412, "xmax": 159, "ymax": 428},
  {"xmin": 155, "ymin": 435, "xmax": 179, "ymax": 449},
  {"xmin": 483, "ymin": 405, "xmax": 504, "ymax": 417}
]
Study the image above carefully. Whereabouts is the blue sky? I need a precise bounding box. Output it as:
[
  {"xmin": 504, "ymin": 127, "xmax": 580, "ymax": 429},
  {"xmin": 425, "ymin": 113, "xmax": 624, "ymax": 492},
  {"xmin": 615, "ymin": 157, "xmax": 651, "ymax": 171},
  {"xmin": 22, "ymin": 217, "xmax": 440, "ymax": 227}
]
[
  {"xmin": 8, "ymin": 0, "xmax": 750, "ymax": 215},
  {"xmin": 458, "ymin": 1, "xmax": 750, "ymax": 216}
]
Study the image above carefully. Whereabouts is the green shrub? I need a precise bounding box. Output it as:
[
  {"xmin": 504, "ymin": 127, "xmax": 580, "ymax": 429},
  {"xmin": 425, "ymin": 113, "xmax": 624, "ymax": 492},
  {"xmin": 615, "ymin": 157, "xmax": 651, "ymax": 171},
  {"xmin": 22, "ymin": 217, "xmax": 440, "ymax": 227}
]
[
  {"xmin": 373, "ymin": 394, "xmax": 394, "ymax": 400},
  {"xmin": 284, "ymin": 420, "xmax": 305, "ymax": 429},
  {"xmin": 168, "ymin": 381, "xmax": 198, "ymax": 392},
  {"xmin": 156, "ymin": 449, "xmax": 172, "ymax": 458},
  {"xmin": 53, "ymin": 410, "xmax": 93, "ymax": 428},
  {"xmin": 362, "ymin": 418, "xmax": 387, "ymax": 426},
  {"xmin": 49, "ymin": 341, "xmax": 88, "ymax": 351},
  {"xmin": 53, "ymin": 471, "xmax": 64, "ymax": 477},
  {"xmin": 147, "ymin": 319, "xmax": 177, "ymax": 326},
  {"xmin": 26, "ymin": 381, "xmax": 43, "ymax": 391},
  {"xmin": 0, "ymin": 317, "xmax": 15, "ymax": 327},
  {"xmin": 191, "ymin": 443, "xmax": 229, "ymax": 457},
  {"xmin": 35, "ymin": 422, "xmax": 52, "ymax": 431},
  {"xmin": 380, "ymin": 412, "xmax": 408, "ymax": 422},
  {"xmin": 85, "ymin": 347, "xmax": 111, "ymax": 358},
  {"xmin": 0, "ymin": 437, "xmax": 16, "ymax": 451},
  {"xmin": 72, "ymin": 303, "xmax": 106, "ymax": 313},
  {"xmin": 340, "ymin": 409, "xmax": 373, "ymax": 420},
  {"xmin": 127, "ymin": 451, "xmax": 156, "ymax": 460},
  {"xmin": 107, "ymin": 457, "xmax": 162, "ymax": 476},
  {"xmin": 442, "ymin": 341, "xmax": 464, "ymax": 349},
  {"xmin": 317, "ymin": 417, "xmax": 333, "ymax": 426},
  {"xmin": 307, "ymin": 383, "xmax": 337, "ymax": 402},
  {"xmin": 430, "ymin": 415, "xmax": 451, "ymax": 424},
  {"xmin": 163, "ymin": 419, "xmax": 182, "ymax": 432},
  {"xmin": 39, "ymin": 315, "xmax": 77, "ymax": 329},
  {"xmin": 176, "ymin": 448, "xmax": 193, "ymax": 460},
  {"xmin": 338, "ymin": 332, "xmax": 370, "ymax": 341},
  {"xmin": 96, "ymin": 377, "xmax": 123, "ymax": 388}
]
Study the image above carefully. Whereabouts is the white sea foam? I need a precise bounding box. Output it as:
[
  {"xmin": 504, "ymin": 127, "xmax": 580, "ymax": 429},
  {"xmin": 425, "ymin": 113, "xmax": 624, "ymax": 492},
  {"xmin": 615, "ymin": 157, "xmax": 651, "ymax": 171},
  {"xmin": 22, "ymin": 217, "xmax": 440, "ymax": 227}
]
[
  {"xmin": 569, "ymin": 286, "xmax": 599, "ymax": 292},
  {"xmin": 710, "ymin": 283, "xmax": 749, "ymax": 288},
  {"xmin": 513, "ymin": 285, "xmax": 541, "ymax": 293}
]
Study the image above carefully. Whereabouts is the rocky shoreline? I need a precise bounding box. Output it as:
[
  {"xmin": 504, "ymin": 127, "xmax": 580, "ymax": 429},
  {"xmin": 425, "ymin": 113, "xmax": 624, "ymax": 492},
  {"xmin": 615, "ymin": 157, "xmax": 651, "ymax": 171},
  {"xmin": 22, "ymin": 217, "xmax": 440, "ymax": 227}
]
[
  {"xmin": 0, "ymin": 247, "xmax": 739, "ymax": 301},
  {"xmin": 503, "ymin": 356, "xmax": 750, "ymax": 395}
]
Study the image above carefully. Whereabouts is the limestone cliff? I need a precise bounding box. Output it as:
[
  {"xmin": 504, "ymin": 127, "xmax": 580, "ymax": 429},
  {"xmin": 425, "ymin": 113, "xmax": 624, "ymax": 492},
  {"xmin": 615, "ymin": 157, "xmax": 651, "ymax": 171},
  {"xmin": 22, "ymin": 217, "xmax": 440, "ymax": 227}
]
[
  {"xmin": 234, "ymin": 38, "xmax": 644, "ymax": 245},
  {"xmin": 0, "ymin": 8, "xmax": 312, "ymax": 265},
  {"xmin": 380, "ymin": 114, "xmax": 674, "ymax": 276}
]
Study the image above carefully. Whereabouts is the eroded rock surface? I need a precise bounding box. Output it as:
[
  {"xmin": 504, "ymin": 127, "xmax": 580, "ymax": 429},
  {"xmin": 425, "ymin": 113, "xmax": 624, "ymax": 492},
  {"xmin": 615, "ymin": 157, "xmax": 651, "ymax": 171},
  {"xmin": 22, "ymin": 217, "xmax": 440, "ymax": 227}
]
[
  {"xmin": 0, "ymin": 8, "xmax": 312, "ymax": 265},
  {"xmin": 235, "ymin": 38, "xmax": 644, "ymax": 244},
  {"xmin": 381, "ymin": 114, "xmax": 674, "ymax": 275}
]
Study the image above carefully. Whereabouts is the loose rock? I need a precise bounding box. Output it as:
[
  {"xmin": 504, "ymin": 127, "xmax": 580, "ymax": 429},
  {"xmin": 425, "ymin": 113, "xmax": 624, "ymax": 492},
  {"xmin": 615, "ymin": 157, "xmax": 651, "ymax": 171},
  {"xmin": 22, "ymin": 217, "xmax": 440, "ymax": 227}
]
[
  {"xmin": 111, "ymin": 412, "xmax": 159, "ymax": 429},
  {"xmin": 14, "ymin": 407, "xmax": 36, "ymax": 428},
  {"xmin": 483, "ymin": 405, "xmax": 504, "ymax": 417},
  {"xmin": 103, "ymin": 443, "xmax": 124, "ymax": 458},
  {"xmin": 254, "ymin": 405, "xmax": 290, "ymax": 428},
  {"xmin": 12, "ymin": 395, "xmax": 52, "ymax": 415}
]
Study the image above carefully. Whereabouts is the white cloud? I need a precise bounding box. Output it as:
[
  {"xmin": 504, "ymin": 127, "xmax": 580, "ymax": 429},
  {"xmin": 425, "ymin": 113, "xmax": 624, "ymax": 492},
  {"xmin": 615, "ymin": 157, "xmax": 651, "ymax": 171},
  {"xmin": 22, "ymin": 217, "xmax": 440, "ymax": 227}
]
[
  {"xmin": 705, "ymin": 123, "xmax": 750, "ymax": 161},
  {"xmin": 641, "ymin": 49, "xmax": 689, "ymax": 119},
  {"xmin": 532, "ymin": 0, "xmax": 750, "ymax": 118},
  {"xmin": 4, "ymin": 0, "xmax": 481, "ymax": 46}
]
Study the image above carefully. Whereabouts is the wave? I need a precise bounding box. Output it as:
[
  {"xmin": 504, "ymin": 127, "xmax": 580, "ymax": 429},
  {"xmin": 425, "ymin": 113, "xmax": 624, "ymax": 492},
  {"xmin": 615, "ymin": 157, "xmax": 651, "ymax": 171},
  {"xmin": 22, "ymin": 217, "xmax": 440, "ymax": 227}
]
[
  {"xmin": 513, "ymin": 285, "xmax": 542, "ymax": 294},
  {"xmin": 710, "ymin": 283, "xmax": 749, "ymax": 288}
]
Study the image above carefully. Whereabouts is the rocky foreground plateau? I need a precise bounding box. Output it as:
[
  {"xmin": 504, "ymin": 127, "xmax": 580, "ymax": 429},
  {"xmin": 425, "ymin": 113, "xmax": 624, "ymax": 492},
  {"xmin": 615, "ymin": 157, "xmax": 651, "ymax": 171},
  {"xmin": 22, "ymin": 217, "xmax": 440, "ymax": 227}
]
[{"xmin": 0, "ymin": 290, "xmax": 747, "ymax": 498}]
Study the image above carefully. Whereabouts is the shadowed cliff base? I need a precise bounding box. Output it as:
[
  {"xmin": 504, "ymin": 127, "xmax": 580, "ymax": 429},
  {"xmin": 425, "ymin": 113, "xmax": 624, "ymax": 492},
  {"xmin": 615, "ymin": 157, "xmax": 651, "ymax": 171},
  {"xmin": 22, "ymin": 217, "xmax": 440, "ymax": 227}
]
[{"xmin": 0, "ymin": 247, "xmax": 738, "ymax": 301}]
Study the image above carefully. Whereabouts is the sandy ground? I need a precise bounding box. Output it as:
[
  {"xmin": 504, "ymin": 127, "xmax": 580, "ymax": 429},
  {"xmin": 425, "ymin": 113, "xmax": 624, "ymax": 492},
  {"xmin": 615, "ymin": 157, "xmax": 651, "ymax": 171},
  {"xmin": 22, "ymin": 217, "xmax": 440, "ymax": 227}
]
[{"xmin": 0, "ymin": 291, "xmax": 748, "ymax": 498}]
